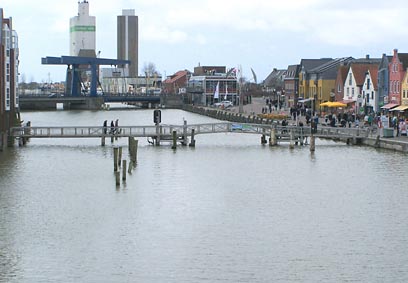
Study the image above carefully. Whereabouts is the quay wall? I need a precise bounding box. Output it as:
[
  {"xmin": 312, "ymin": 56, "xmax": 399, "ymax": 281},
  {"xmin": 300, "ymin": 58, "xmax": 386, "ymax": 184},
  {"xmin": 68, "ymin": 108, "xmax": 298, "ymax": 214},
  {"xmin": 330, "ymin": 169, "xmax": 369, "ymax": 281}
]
[
  {"xmin": 182, "ymin": 104, "xmax": 408, "ymax": 153},
  {"xmin": 182, "ymin": 105, "xmax": 276, "ymax": 125},
  {"xmin": 362, "ymin": 136, "xmax": 408, "ymax": 153}
]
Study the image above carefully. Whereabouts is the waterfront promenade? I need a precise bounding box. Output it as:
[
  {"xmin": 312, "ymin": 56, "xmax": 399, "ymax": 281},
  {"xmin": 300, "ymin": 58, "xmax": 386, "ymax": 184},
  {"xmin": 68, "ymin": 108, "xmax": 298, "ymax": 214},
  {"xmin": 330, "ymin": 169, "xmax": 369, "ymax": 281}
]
[{"xmin": 198, "ymin": 97, "xmax": 408, "ymax": 152}]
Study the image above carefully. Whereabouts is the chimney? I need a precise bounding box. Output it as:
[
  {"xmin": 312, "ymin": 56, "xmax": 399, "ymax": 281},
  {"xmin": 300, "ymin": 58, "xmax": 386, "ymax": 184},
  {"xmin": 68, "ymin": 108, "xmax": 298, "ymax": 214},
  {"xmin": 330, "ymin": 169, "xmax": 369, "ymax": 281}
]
[{"xmin": 366, "ymin": 54, "xmax": 370, "ymax": 59}]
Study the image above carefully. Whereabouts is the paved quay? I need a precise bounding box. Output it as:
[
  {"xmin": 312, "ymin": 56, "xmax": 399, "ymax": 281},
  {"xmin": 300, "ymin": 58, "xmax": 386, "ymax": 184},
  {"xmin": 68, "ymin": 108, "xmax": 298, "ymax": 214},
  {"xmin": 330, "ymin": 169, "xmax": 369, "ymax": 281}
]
[{"xmin": 208, "ymin": 97, "xmax": 408, "ymax": 152}]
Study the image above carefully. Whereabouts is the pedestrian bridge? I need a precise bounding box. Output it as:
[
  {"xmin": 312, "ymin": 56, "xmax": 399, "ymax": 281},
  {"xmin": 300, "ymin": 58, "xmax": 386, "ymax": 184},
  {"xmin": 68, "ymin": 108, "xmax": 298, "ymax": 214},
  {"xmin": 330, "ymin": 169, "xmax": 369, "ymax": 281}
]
[{"xmin": 10, "ymin": 122, "xmax": 375, "ymax": 145}]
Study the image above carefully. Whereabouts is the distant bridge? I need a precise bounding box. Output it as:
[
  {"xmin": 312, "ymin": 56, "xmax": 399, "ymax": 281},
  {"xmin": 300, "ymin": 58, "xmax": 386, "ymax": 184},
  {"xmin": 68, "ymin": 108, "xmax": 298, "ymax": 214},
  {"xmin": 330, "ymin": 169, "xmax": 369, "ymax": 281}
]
[{"xmin": 18, "ymin": 95, "xmax": 161, "ymax": 110}]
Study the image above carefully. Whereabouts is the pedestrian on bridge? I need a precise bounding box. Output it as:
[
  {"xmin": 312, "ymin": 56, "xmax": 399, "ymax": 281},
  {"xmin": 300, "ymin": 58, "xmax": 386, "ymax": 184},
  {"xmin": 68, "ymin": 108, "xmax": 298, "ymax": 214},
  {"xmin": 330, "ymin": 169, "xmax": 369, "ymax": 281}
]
[
  {"xmin": 110, "ymin": 120, "xmax": 115, "ymax": 135},
  {"xmin": 115, "ymin": 119, "xmax": 119, "ymax": 134},
  {"xmin": 103, "ymin": 120, "xmax": 107, "ymax": 134}
]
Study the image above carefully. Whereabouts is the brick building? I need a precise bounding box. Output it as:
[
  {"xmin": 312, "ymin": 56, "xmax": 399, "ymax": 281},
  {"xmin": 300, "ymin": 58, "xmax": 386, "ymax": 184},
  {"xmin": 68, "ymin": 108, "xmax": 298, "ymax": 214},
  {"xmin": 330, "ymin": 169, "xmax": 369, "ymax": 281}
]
[{"xmin": 1, "ymin": 8, "xmax": 20, "ymax": 150}]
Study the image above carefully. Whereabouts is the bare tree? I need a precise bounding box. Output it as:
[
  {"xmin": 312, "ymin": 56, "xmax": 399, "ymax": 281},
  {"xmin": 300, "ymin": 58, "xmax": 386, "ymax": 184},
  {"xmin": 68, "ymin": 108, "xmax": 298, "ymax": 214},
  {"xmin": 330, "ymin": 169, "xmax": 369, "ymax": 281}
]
[{"xmin": 142, "ymin": 62, "xmax": 160, "ymax": 77}]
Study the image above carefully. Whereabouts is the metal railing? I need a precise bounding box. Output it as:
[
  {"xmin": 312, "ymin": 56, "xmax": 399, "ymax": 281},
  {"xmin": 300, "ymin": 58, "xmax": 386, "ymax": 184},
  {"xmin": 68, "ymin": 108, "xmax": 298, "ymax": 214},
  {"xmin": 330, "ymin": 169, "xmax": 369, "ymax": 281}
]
[{"xmin": 10, "ymin": 123, "xmax": 372, "ymax": 140}]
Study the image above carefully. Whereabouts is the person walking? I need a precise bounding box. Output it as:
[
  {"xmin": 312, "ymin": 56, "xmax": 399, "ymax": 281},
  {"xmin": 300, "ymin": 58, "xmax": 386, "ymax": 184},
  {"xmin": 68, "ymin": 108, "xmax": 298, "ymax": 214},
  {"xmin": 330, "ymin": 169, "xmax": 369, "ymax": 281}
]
[
  {"xmin": 115, "ymin": 119, "xmax": 119, "ymax": 134},
  {"xmin": 110, "ymin": 120, "xmax": 115, "ymax": 135},
  {"xmin": 103, "ymin": 120, "xmax": 107, "ymax": 134}
]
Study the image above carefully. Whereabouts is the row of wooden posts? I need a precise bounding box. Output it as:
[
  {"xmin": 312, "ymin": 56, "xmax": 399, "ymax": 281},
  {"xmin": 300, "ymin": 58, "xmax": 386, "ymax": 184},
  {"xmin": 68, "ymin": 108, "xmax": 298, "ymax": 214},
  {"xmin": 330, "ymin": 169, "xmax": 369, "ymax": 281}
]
[
  {"xmin": 112, "ymin": 137, "xmax": 138, "ymax": 186},
  {"xmin": 261, "ymin": 128, "xmax": 316, "ymax": 152},
  {"xmin": 171, "ymin": 128, "xmax": 196, "ymax": 149}
]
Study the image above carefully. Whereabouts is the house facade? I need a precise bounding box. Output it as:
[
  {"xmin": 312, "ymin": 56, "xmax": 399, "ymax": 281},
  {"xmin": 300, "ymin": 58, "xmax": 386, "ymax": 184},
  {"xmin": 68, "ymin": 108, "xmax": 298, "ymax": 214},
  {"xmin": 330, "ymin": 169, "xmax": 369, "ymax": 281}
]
[
  {"xmin": 163, "ymin": 70, "xmax": 190, "ymax": 95},
  {"xmin": 187, "ymin": 66, "xmax": 238, "ymax": 106},
  {"xmin": 298, "ymin": 58, "xmax": 332, "ymax": 112},
  {"xmin": 343, "ymin": 63, "xmax": 380, "ymax": 114},
  {"xmin": 283, "ymin": 64, "xmax": 300, "ymax": 108},
  {"xmin": 1, "ymin": 9, "xmax": 19, "ymax": 150},
  {"xmin": 388, "ymin": 49, "xmax": 408, "ymax": 106},
  {"xmin": 309, "ymin": 57, "xmax": 354, "ymax": 109},
  {"xmin": 377, "ymin": 54, "xmax": 391, "ymax": 108},
  {"xmin": 334, "ymin": 65, "xmax": 349, "ymax": 103},
  {"xmin": 361, "ymin": 66, "xmax": 379, "ymax": 113}
]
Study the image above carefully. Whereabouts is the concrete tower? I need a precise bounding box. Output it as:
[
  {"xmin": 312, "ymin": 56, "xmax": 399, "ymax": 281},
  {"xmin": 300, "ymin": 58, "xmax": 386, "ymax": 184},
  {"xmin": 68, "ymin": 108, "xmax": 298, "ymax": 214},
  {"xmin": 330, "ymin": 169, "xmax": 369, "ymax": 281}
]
[
  {"xmin": 117, "ymin": 9, "xmax": 138, "ymax": 77},
  {"xmin": 70, "ymin": 1, "xmax": 96, "ymax": 57}
]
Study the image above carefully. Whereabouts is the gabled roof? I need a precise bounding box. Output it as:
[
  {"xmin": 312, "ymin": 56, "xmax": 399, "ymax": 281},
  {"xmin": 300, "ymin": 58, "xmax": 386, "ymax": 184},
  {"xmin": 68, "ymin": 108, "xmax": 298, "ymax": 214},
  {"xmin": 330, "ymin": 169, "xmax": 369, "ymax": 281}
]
[
  {"xmin": 264, "ymin": 68, "xmax": 286, "ymax": 86},
  {"xmin": 367, "ymin": 66, "xmax": 379, "ymax": 89},
  {"xmin": 310, "ymin": 57, "xmax": 354, "ymax": 79},
  {"xmin": 300, "ymin": 58, "xmax": 332, "ymax": 72},
  {"xmin": 379, "ymin": 54, "xmax": 393, "ymax": 70},
  {"xmin": 398, "ymin": 53, "xmax": 408, "ymax": 69},
  {"xmin": 284, "ymin": 64, "xmax": 300, "ymax": 80},
  {"xmin": 352, "ymin": 57, "xmax": 382, "ymax": 65},
  {"xmin": 337, "ymin": 65, "xmax": 349, "ymax": 86},
  {"xmin": 164, "ymin": 70, "xmax": 189, "ymax": 84},
  {"xmin": 350, "ymin": 63, "xmax": 379, "ymax": 86}
]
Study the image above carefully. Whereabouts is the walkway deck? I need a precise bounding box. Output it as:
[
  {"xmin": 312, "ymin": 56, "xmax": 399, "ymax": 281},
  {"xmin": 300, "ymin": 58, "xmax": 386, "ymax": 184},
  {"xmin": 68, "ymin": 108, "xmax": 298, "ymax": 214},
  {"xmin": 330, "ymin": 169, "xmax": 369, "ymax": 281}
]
[{"xmin": 10, "ymin": 122, "xmax": 373, "ymax": 140}]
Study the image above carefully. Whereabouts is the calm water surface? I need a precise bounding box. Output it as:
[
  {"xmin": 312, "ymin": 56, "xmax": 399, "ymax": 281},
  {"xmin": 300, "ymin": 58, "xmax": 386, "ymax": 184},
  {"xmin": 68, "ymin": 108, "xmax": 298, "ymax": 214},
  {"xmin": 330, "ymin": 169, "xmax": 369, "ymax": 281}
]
[{"xmin": 0, "ymin": 109, "xmax": 407, "ymax": 282}]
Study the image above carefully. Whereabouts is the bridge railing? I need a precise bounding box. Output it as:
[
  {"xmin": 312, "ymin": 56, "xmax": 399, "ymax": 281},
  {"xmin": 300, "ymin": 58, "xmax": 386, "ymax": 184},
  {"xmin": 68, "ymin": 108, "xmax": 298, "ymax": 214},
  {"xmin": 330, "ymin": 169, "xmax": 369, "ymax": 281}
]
[{"xmin": 10, "ymin": 123, "xmax": 374, "ymax": 139}]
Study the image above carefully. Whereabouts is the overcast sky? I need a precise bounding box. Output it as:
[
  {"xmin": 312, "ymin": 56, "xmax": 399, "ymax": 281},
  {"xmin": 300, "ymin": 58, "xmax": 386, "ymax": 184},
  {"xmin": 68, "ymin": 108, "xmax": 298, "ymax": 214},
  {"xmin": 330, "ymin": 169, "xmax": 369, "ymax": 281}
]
[{"xmin": 2, "ymin": 0, "xmax": 408, "ymax": 83}]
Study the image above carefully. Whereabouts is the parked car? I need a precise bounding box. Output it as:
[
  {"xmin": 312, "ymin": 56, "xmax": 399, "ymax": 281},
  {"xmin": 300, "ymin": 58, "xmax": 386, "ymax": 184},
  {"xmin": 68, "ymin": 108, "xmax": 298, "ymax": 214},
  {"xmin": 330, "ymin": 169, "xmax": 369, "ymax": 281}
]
[{"xmin": 214, "ymin": 100, "xmax": 233, "ymax": 108}]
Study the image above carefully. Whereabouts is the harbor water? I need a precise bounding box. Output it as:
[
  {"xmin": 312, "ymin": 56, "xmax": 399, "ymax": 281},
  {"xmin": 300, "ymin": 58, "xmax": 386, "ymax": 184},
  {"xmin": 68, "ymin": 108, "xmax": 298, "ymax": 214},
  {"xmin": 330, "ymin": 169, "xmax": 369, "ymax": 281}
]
[{"xmin": 0, "ymin": 108, "xmax": 407, "ymax": 282}]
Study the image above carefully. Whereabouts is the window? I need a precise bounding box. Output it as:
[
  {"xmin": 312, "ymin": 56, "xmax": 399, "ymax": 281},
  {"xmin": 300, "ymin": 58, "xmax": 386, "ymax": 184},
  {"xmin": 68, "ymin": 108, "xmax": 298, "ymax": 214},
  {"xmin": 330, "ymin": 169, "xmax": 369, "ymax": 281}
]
[
  {"xmin": 352, "ymin": 88, "xmax": 354, "ymax": 95},
  {"xmin": 347, "ymin": 87, "xmax": 349, "ymax": 95},
  {"xmin": 349, "ymin": 75, "xmax": 352, "ymax": 85},
  {"xmin": 367, "ymin": 79, "xmax": 371, "ymax": 90},
  {"xmin": 6, "ymin": 88, "xmax": 10, "ymax": 109},
  {"xmin": 337, "ymin": 84, "xmax": 341, "ymax": 92},
  {"xmin": 371, "ymin": 91, "xmax": 374, "ymax": 100}
]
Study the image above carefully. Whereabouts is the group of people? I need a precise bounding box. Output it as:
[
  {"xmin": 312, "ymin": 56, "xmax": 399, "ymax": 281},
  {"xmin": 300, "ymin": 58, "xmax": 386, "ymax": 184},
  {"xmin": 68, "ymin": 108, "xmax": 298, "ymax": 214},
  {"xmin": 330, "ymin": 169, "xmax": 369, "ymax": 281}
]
[{"xmin": 103, "ymin": 119, "xmax": 119, "ymax": 135}]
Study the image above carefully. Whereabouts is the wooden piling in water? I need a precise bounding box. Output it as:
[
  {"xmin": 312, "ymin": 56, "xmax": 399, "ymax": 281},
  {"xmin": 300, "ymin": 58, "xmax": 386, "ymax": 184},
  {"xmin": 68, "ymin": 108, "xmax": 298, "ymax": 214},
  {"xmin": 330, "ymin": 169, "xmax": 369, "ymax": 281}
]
[
  {"xmin": 189, "ymin": 128, "xmax": 196, "ymax": 147},
  {"xmin": 118, "ymin": 147, "xmax": 122, "ymax": 168},
  {"xmin": 172, "ymin": 130, "xmax": 177, "ymax": 149},
  {"xmin": 289, "ymin": 130, "xmax": 295, "ymax": 149},
  {"xmin": 310, "ymin": 135, "xmax": 316, "ymax": 152},
  {"xmin": 133, "ymin": 139, "xmax": 138, "ymax": 164},
  {"xmin": 101, "ymin": 136, "xmax": 105, "ymax": 146},
  {"xmin": 182, "ymin": 120, "xmax": 188, "ymax": 146},
  {"xmin": 270, "ymin": 128, "xmax": 277, "ymax": 146},
  {"xmin": 115, "ymin": 171, "xmax": 120, "ymax": 186},
  {"xmin": 113, "ymin": 147, "xmax": 118, "ymax": 172},
  {"xmin": 122, "ymin": 160, "xmax": 127, "ymax": 181}
]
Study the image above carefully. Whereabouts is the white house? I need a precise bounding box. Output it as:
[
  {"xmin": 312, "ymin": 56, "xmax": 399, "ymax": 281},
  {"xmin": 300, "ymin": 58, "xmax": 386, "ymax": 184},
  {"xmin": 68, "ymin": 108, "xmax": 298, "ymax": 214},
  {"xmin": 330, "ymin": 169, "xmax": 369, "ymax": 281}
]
[
  {"xmin": 361, "ymin": 67, "xmax": 379, "ymax": 114},
  {"xmin": 343, "ymin": 64, "xmax": 378, "ymax": 114}
]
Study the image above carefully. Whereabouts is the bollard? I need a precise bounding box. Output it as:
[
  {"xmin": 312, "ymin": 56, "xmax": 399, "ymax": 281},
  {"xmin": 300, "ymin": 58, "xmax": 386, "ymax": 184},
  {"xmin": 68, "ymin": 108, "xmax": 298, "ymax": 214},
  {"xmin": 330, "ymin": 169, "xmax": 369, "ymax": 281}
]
[
  {"xmin": 310, "ymin": 135, "xmax": 315, "ymax": 152},
  {"xmin": 113, "ymin": 147, "xmax": 119, "ymax": 172},
  {"xmin": 122, "ymin": 160, "xmax": 127, "ymax": 181},
  {"xmin": 189, "ymin": 128, "xmax": 196, "ymax": 147},
  {"xmin": 172, "ymin": 130, "xmax": 177, "ymax": 150}
]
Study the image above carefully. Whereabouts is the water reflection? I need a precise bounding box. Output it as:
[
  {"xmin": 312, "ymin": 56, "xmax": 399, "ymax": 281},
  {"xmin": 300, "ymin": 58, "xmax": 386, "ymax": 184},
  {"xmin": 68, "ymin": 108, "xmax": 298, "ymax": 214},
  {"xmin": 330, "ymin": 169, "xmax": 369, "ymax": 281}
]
[{"xmin": 0, "ymin": 109, "xmax": 407, "ymax": 282}]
